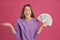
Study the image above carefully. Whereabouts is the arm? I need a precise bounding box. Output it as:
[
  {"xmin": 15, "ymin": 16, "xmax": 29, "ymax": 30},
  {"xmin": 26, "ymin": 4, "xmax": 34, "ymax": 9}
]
[
  {"xmin": 10, "ymin": 25, "xmax": 16, "ymax": 34},
  {"xmin": 1, "ymin": 22, "xmax": 16, "ymax": 34},
  {"xmin": 37, "ymin": 25, "xmax": 45, "ymax": 34},
  {"xmin": 37, "ymin": 21, "xmax": 48, "ymax": 34}
]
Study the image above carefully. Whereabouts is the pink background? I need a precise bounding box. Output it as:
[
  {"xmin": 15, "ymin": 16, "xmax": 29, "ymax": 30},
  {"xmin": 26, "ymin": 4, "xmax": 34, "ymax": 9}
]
[{"xmin": 0, "ymin": 0, "xmax": 60, "ymax": 40}]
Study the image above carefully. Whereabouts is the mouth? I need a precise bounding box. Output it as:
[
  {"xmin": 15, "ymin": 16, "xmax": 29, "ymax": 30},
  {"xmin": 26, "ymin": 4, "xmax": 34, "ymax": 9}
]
[{"xmin": 26, "ymin": 14, "xmax": 30, "ymax": 16}]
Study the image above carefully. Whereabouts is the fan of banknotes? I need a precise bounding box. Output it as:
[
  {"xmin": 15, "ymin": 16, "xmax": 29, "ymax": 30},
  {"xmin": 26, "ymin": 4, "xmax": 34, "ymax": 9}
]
[{"xmin": 38, "ymin": 13, "xmax": 53, "ymax": 26}]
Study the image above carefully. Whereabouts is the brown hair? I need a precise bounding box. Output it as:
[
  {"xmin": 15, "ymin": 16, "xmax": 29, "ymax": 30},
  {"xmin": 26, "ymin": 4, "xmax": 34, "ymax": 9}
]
[{"xmin": 20, "ymin": 4, "xmax": 35, "ymax": 19}]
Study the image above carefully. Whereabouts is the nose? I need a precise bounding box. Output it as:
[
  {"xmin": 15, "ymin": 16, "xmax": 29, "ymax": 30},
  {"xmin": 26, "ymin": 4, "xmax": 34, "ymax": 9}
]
[{"xmin": 26, "ymin": 10, "xmax": 29, "ymax": 13}]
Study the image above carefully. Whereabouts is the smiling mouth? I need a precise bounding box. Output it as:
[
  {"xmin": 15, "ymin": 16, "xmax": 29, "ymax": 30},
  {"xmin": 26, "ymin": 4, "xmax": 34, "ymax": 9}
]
[{"xmin": 26, "ymin": 14, "xmax": 30, "ymax": 16}]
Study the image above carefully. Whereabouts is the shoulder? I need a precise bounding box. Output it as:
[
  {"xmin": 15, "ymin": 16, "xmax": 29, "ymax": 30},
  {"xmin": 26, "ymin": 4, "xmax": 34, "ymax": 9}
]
[
  {"xmin": 16, "ymin": 18, "xmax": 24, "ymax": 23},
  {"xmin": 33, "ymin": 18, "xmax": 39, "ymax": 22}
]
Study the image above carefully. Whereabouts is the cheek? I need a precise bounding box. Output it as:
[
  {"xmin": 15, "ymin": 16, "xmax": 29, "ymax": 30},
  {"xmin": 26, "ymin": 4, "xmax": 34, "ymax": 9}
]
[
  {"xmin": 29, "ymin": 11, "xmax": 31, "ymax": 15},
  {"xmin": 24, "ymin": 11, "xmax": 31, "ymax": 15},
  {"xmin": 24, "ymin": 11, "xmax": 26, "ymax": 15}
]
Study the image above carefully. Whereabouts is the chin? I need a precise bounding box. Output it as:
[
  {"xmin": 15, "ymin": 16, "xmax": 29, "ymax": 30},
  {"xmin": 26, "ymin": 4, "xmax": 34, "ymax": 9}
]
[{"xmin": 26, "ymin": 16, "xmax": 31, "ymax": 18}]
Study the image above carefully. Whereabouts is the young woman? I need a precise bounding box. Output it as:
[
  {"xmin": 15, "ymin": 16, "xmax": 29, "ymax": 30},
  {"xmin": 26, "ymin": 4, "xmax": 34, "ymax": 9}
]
[{"xmin": 1, "ymin": 4, "xmax": 47, "ymax": 40}]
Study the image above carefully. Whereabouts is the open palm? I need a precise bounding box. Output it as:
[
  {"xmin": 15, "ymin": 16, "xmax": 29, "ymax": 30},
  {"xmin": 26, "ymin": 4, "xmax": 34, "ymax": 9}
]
[{"xmin": 1, "ymin": 22, "xmax": 12, "ymax": 27}]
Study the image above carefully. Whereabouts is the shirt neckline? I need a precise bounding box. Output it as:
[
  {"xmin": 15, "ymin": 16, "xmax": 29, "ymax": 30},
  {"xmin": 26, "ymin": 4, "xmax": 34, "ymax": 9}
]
[{"xmin": 23, "ymin": 18, "xmax": 34, "ymax": 22}]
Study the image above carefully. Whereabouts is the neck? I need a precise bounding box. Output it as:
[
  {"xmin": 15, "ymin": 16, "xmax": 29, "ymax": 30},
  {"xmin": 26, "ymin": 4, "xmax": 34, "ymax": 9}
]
[{"xmin": 25, "ymin": 17, "xmax": 32, "ymax": 21}]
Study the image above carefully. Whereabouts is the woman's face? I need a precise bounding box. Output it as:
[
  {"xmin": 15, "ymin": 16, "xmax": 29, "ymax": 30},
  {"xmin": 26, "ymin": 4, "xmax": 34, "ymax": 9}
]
[{"xmin": 24, "ymin": 6, "xmax": 31, "ymax": 18}]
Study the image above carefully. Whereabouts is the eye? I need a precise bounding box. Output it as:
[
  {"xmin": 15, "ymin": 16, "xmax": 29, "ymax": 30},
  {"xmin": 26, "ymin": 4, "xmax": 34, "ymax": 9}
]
[{"xmin": 29, "ymin": 9, "xmax": 31, "ymax": 11}]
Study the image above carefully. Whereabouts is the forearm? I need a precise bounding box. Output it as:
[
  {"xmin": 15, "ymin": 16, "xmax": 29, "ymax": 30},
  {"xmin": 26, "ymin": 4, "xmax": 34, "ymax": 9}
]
[
  {"xmin": 1, "ymin": 22, "xmax": 16, "ymax": 34},
  {"xmin": 10, "ymin": 25, "xmax": 16, "ymax": 34},
  {"xmin": 37, "ymin": 25, "xmax": 44, "ymax": 34}
]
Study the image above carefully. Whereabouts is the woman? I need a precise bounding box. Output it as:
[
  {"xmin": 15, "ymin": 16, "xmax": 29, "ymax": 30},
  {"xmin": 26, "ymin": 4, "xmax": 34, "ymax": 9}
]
[{"xmin": 1, "ymin": 4, "xmax": 47, "ymax": 40}]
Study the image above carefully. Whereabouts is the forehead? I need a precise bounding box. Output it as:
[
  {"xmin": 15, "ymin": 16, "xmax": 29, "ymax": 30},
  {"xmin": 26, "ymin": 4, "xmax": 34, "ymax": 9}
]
[{"xmin": 25, "ymin": 6, "xmax": 31, "ymax": 9}]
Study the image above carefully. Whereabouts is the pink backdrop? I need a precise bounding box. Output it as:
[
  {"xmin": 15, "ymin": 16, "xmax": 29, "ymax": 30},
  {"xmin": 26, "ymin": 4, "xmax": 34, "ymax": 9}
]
[{"xmin": 0, "ymin": 0, "xmax": 60, "ymax": 40}]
